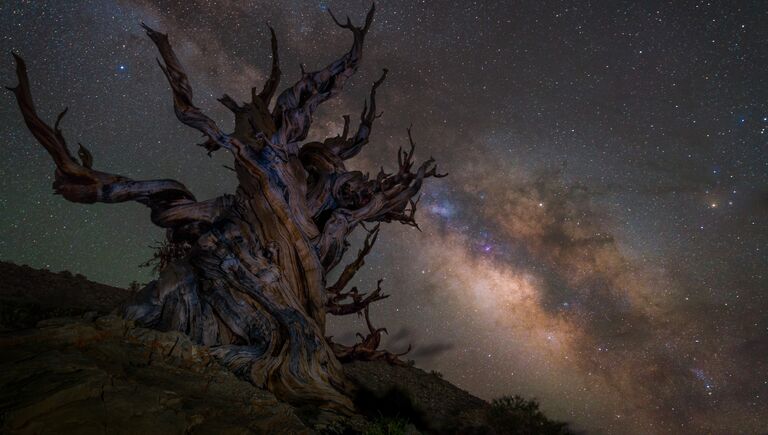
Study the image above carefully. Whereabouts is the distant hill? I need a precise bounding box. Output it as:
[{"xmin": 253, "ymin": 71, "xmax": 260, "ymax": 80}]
[
  {"xmin": 0, "ymin": 261, "xmax": 130, "ymax": 330},
  {"xmin": 0, "ymin": 261, "xmax": 574, "ymax": 434}
]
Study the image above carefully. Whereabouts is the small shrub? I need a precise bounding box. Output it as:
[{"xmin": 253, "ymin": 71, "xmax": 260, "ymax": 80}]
[
  {"xmin": 363, "ymin": 416, "xmax": 409, "ymax": 435},
  {"xmin": 140, "ymin": 239, "xmax": 191, "ymax": 273},
  {"xmin": 429, "ymin": 370, "xmax": 444, "ymax": 379},
  {"xmin": 488, "ymin": 395, "xmax": 572, "ymax": 435},
  {"xmin": 353, "ymin": 386, "xmax": 426, "ymax": 430}
]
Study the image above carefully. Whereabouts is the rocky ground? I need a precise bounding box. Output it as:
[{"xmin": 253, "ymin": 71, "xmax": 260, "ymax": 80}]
[
  {"xmin": 0, "ymin": 262, "xmax": 570, "ymax": 434},
  {"xmin": 0, "ymin": 314, "xmax": 309, "ymax": 434},
  {"xmin": 345, "ymin": 360, "xmax": 489, "ymax": 433}
]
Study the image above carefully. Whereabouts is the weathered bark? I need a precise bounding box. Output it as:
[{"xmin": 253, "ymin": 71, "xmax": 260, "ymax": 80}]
[{"xmin": 8, "ymin": 5, "xmax": 443, "ymax": 417}]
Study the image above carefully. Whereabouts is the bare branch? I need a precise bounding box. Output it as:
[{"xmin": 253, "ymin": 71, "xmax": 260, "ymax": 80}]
[
  {"xmin": 327, "ymin": 306, "xmax": 412, "ymax": 366},
  {"xmin": 328, "ymin": 3, "xmax": 375, "ymax": 34},
  {"xmin": 7, "ymin": 52, "xmax": 203, "ymax": 227},
  {"xmin": 254, "ymin": 25, "xmax": 281, "ymax": 106},
  {"xmin": 326, "ymin": 278, "xmax": 389, "ymax": 316},
  {"xmin": 341, "ymin": 114, "xmax": 351, "ymax": 139},
  {"xmin": 271, "ymin": 4, "xmax": 375, "ymax": 145},
  {"xmin": 327, "ymin": 224, "xmax": 380, "ymax": 293},
  {"xmin": 313, "ymin": 126, "xmax": 447, "ymax": 268},
  {"xmin": 334, "ymin": 68, "xmax": 388, "ymax": 160},
  {"xmin": 142, "ymin": 23, "xmax": 232, "ymax": 155},
  {"xmin": 218, "ymin": 94, "xmax": 243, "ymax": 113},
  {"xmin": 355, "ymin": 127, "xmax": 446, "ymax": 224}
]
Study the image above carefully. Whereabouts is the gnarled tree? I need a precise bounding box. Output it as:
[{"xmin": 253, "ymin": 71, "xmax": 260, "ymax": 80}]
[{"xmin": 8, "ymin": 5, "xmax": 444, "ymax": 416}]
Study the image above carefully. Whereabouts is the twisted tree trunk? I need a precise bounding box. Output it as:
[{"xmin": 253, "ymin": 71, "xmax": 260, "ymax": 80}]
[{"xmin": 8, "ymin": 5, "xmax": 443, "ymax": 416}]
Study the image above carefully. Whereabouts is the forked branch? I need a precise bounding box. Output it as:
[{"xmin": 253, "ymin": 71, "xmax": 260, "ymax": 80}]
[
  {"xmin": 6, "ymin": 53, "xmax": 202, "ymax": 229},
  {"xmin": 328, "ymin": 307, "xmax": 412, "ymax": 365},
  {"xmin": 271, "ymin": 4, "xmax": 375, "ymax": 145},
  {"xmin": 327, "ymin": 224, "xmax": 380, "ymax": 294},
  {"xmin": 315, "ymin": 127, "xmax": 445, "ymax": 268},
  {"xmin": 344, "ymin": 127, "xmax": 446, "ymax": 228},
  {"xmin": 326, "ymin": 278, "xmax": 389, "ymax": 316},
  {"xmin": 328, "ymin": 68, "xmax": 388, "ymax": 160}
]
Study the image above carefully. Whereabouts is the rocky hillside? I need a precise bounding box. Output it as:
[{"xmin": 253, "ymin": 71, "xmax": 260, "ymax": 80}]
[
  {"xmin": 0, "ymin": 262, "xmax": 130, "ymax": 330},
  {"xmin": 0, "ymin": 314, "xmax": 309, "ymax": 434},
  {"xmin": 0, "ymin": 262, "xmax": 573, "ymax": 434}
]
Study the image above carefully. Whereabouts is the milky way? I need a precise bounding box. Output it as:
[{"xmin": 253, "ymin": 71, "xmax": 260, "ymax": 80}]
[{"xmin": 1, "ymin": 1, "xmax": 767, "ymax": 433}]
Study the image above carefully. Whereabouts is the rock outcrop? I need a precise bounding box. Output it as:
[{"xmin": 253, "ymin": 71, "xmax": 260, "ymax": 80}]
[{"xmin": 0, "ymin": 315, "xmax": 311, "ymax": 434}]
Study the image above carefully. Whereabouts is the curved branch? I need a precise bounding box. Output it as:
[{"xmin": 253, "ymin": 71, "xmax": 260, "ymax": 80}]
[
  {"xmin": 7, "ymin": 52, "xmax": 205, "ymax": 228},
  {"xmin": 142, "ymin": 23, "xmax": 232, "ymax": 155},
  {"xmin": 358, "ymin": 127, "xmax": 447, "ymax": 224},
  {"xmin": 307, "ymin": 68, "xmax": 386, "ymax": 163},
  {"xmin": 327, "ymin": 307, "xmax": 411, "ymax": 365},
  {"xmin": 327, "ymin": 224, "xmax": 379, "ymax": 293},
  {"xmin": 298, "ymin": 68, "xmax": 387, "ymax": 221},
  {"xmin": 326, "ymin": 278, "xmax": 389, "ymax": 316},
  {"xmin": 217, "ymin": 26, "xmax": 282, "ymax": 146},
  {"xmin": 151, "ymin": 195, "xmax": 235, "ymax": 228},
  {"xmin": 314, "ymin": 127, "xmax": 445, "ymax": 268},
  {"xmin": 254, "ymin": 25, "xmax": 281, "ymax": 106},
  {"xmin": 335, "ymin": 68, "xmax": 388, "ymax": 160},
  {"xmin": 271, "ymin": 4, "xmax": 375, "ymax": 145}
]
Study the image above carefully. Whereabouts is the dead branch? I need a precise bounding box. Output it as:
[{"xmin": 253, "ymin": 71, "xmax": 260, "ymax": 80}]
[
  {"xmin": 142, "ymin": 23, "xmax": 232, "ymax": 155},
  {"xmin": 327, "ymin": 224, "xmax": 380, "ymax": 294},
  {"xmin": 6, "ymin": 53, "xmax": 203, "ymax": 227},
  {"xmin": 254, "ymin": 25, "xmax": 281, "ymax": 106},
  {"xmin": 271, "ymin": 4, "xmax": 375, "ymax": 145},
  {"xmin": 327, "ymin": 307, "xmax": 412, "ymax": 365}
]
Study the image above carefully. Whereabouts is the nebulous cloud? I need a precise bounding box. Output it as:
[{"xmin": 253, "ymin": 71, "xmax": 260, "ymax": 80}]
[{"xmin": 420, "ymin": 166, "xmax": 764, "ymax": 433}]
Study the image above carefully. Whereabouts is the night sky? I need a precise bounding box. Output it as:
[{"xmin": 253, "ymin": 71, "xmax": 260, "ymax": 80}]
[{"xmin": 1, "ymin": 1, "xmax": 767, "ymax": 433}]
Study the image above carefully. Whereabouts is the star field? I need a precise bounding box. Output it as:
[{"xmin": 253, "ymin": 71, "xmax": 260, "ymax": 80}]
[{"xmin": 1, "ymin": 1, "xmax": 767, "ymax": 433}]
